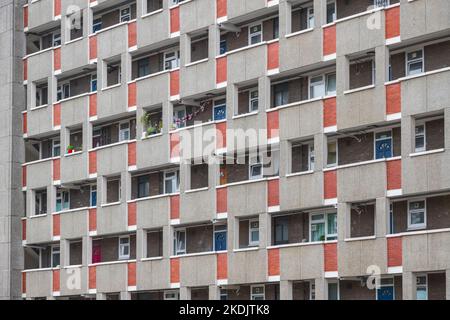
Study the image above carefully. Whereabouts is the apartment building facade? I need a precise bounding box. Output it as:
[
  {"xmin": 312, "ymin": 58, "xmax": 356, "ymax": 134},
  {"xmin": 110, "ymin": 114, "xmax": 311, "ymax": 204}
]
[{"xmin": 18, "ymin": 0, "xmax": 450, "ymax": 300}]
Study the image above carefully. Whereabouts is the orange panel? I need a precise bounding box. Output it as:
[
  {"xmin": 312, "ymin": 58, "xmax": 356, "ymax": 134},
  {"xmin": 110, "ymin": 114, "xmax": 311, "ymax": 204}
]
[
  {"xmin": 22, "ymin": 219, "xmax": 26, "ymax": 241},
  {"xmin": 22, "ymin": 166, "xmax": 27, "ymax": 187},
  {"xmin": 216, "ymin": 0, "xmax": 227, "ymax": 18},
  {"xmin": 385, "ymin": 6, "xmax": 400, "ymax": 39},
  {"xmin": 22, "ymin": 112, "xmax": 27, "ymax": 134},
  {"xmin": 216, "ymin": 187, "xmax": 227, "ymax": 213},
  {"xmin": 170, "ymin": 7, "xmax": 180, "ymax": 34},
  {"xmin": 128, "ymin": 141, "xmax": 136, "ymax": 166},
  {"xmin": 53, "ymin": 0, "xmax": 61, "ymax": 17},
  {"xmin": 22, "ymin": 272, "xmax": 26, "ymax": 294},
  {"xmin": 324, "ymin": 170, "xmax": 337, "ymax": 199},
  {"xmin": 216, "ymin": 56, "xmax": 227, "ymax": 84},
  {"xmin": 128, "ymin": 82, "xmax": 136, "ymax": 108},
  {"xmin": 89, "ymin": 93, "xmax": 97, "ymax": 117},
  {"xmin": 89, "ymin": 151, "xmax": 97, "ymax": 174},
  {"xmin": 53, "ymin": 103, "xmax": 61, "ymax": 127},
  {"xmin": 170, "ymin": 132, "xmax": 180, "ymax": 159},
  {"xmin": 323, "ymin": 25, "xmax": 336, "ymax": 56},
  {"xmin": 267, "ymin": 110, "xmax": 279, "ymax": 139},
  {"xmin": 89, "ymin": 208, "xmax": 97, "ymax": 232},
  {"xmin": 323, "ymin": 97, "xmax": 337, "ymax": 128},
  {"xmin": 267, "ymin": 41, "xmax": 279, "ymax": 70},
  {"xmin": 53, "ymin": 158, "xmax": 60, "ymax": 181},
  {"xmin": 52, "ymin": 269, "xmax": 60, "ymax": 292},
  {"xmin": 88, "ymin": 266, "xmax": 96, "ymax": 289},
  {"xmin": 216, "ymin": 121, "xmax": 227, "ymax": 150},
  {"xmin": 53, "ymin": 47, "xmax": 61, "ymax": 71},
  {"xmin": 387, "ymin": 159, "xmax": 402, "ymax": 190},
  {"xmin": 170, "ymin": 195, "xmax": 180, "ymax": 220},
  {"xmin": 324, "ymin": 243, "xmax": 337, "ymax": 272},
  {"xmin": 23, "ymin": 59, "xmax": 27, "ymax": 81},
  {"xmin": 387, "ymin": 236, "xmax": 402, "ymax": 267},
  {"xmin": 216, "ymin": 253, "xmax": 227, "ymax": 280},
  {"xmin": 267, "ymin": 178, "xmax": 279, "ymax": 208},
  {"xmin": 386, "ymin": 83, "xmax": 401, "ymax": 115},
  {"xmin": 268, "ymin": 248, "xmax": 280, "ymax": 276},
  {"xmin": 89, "ymin": 35, "xmax": 97, "ymax": 60},
  {"xmin": 23, "ymin": 6, "xmax": 28, "ymax": 28},
  {"xmin": 128, "ymin": 21, "xmax": 137, "ymax": 48},
  {"xmin": 128, "ymin": 202, "xmax": 136, "ymax": 227},
  {"xmin": 170, "ymin": 70, "xmax": 180, "ymax": 97},
  {"xmin": 170, "ymin": 258, "xmax": 180, "ymax": 283},
  {"xmin": 128, "ymin": 262, "xmax": 136, "ymax": 286},
  {"xmin": 53, "ymin": 213, "xmax": 60, "ymax": 237}
]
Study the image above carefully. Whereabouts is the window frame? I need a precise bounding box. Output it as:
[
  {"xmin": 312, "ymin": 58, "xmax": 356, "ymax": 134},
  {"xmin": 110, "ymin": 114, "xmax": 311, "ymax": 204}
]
[
  {"xmin": 250, "ymin": 285, "xmax": 265, "ymax": 300},
  {"xmin": 326, "ymin": 0, "xmax": 337, "ymax": 24},
  {"xmin": 51, "ymin": 245, "xmax": 60, "ymax": 268},
  {"xmin": 164, "ymin": 169, "xmax": 179, "ymax": 194},
  {"xmin": 405, "ymin": 48, "xmax": 424, "ymax": 77},
  {"xmin": 326, "ymin": 139, "xmax": 338, "ymax": 167},
  {"xmin": 118, "ymin": 235, "xmax": 131, "ymax": 260},
  {"xmin": 249, "ymin": 89, "xmax": 259, "ymax": 112},
  {"xmin": 416, "ymin": 274, "xmax": 428, "ymax": 300},
  {"xmin": 307, "ymin": 6, "xmax": 315, "ymax": 29},
  {"xmin": 174, "ymin": 229, "xmax": 186, "ymax": 255},
  {"xmin": 164, "ymin": 50, "xmax": 180, "ymax": 71},
  {"xmin": 325, "ymin": 73, "xmax": 337, "ymax": 96},
  {"xmin": 119, "ymin": 120, "xmax": 131, "ymax": 142},
  {"xmin": 309, "ymin": 75, "xmax": 326, "ymax": 99},
  {"xmin": 90, "ymin": 184, "xmax": 97, "ymax": 207},
  {"xmin": 414, "ymin": 122, "xmax": 426, "ymax": 153},
  {"xmin": 248, "ymin": 23, "xmax": 263, "ymax": 45},
  {"xmin": 34, "ymin": 189, "xmax": 47, "ymax": 216},
  {"xmin": 248, "ymin": 218, "xmax": 260, "ymax": 247},
  {"xmin": 52, "ymin": 138, "xmax": 61, "ymax": 157},
  {"xmin": 374, "ymin": 129, "xmax": 393, "ymax": 160},
  {"xmin": 56, "ymin": 189, "xmax": 70, "ymax": 212},
  {"xmin": 407, "ymin": 199, "xmax": 426, "ymax": 230},
  {"xmin": 309, "ymin": 211, "xmax": 337, "ymax": 242},
  {"xmin": 249, "ymin": 154, "xmax": 263, "ymax": 180}
]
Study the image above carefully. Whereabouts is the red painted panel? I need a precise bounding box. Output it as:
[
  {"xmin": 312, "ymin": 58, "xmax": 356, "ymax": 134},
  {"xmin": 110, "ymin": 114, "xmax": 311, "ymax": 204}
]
[
  {"xmin": 387, "ymin": 236, "xmax": 402, "ymax": 267},
  {"xmin": 128, "ymin": 262, "xmax": 136, "ymax": 286},
  {"xmin": 170, "ymin": 195, "xmax": 180, "ymax": 220},
  {"xmin": 267, "ymin": 178, "xmax": 279, "ymax": 208},
  {"xmin": 267, "ymin": 41, "xmax": 279, "ymax": 70},
  {"xmin": 88, "ymin": 266, "xmax": 96, "ymax": 289},
  {"xmin": 216, "ymin": 0, "xmax": 227, "ymax": 18},
  {"xmin": 216, "ymin": 187, "xmax": 227, "ymax": 213},
  {"xmin": 53, "ymin": 47, "xmax": 61, "ymax": 71},
  {"xmin": 128, "ymin": 141, "xmax": 136, "ymax": 166},
  {"xmin": 324, "ymin": 170, "xmax": 337, "ymax": 199},
  {"xmin": 53, "ymin": 158, "xmax": 60, "ymax": 181},
  {"xmin": 22, "ymin": 112, "xmax": 27, "ymax": 134},
  {"xmin": 128, "ymin": 82, "xmax": 136, "ymax": 108},
  {"xmin": 23, "ymin": 59, "xmax": 27, "ymax": 81},
  {"xmin": 22, "ymin": 166, "xmax": 27, "ymax": 187},
  {"xmin": 170, "ymin": 132, "xmax": 180, "ymax": 159},
  {"xmin": 170, "ymin": 258, "xmax": 180, "ymax": 283},
  {"xmin": 89, "ymin": 208, "xmax": 97, "ymax": 232},
  {"xmin": 92, "ymin": 242, "xmax": 101, "ymax": 264},
  {"xmin": 323, "ymin": 97, "xmax": 337, "ymax": 128},
  {"xmin": 267, "ymin": 110, "xmax": 279, "ymax": 139},
  {"xmin": 387, "ymin": 159, "xmax": 402, "ymax": 190},
  {"xmin": 385, "ymin": 6, "xmax": 400, "ymax": 39},
  {"xmin": 170, "ymin": 70, "xmax": 180, "ymax": 97},
  {"xmin": 386, "ymin": 83, "xmax": 401, "ymax": 115},
  {"xmin": 323, "ymin": 25, "xmax": 336, "ymax": 57},
  {"xmin": 216, "ymin": 253, "xmax": 227, "ymax": 280},
  {"xmin": 216, "ymin": 56, "xmax": 227, "ymax": 84},
  {"xmin": 53, "ymin": 0, "xmax": 61, "ymax": 17},
  {"xmin": 53, "ymin": 103, "xmax": 61, "ymax": 127},
  {"xmin": 89, "ymin": 35, "xmax": 97, "ymax": 60},
  {"xmin": 324, "ymin": 243, "xmax": 337, "ymax": 272},
  {"xmin": 128, "ymin": 21, "xmax": 137, "ymax": 48},
  {"xmin": 89, "ymin": 93, "xmax": 97, "ymax": 117},
  {"xmin": 23, "ymin": 6, "xmax": 28, "ymax": 29},
  {"xmin": 216, "ymin": 121, "xmax": 227, "ymax": 150},
  {"xmin": 268, "ymin": 248, "xmax": 280, "ymax": 276},
  {"xmin": 22, "ymin": 272, "xmax": 26, "ymax": 294},
  {"xmin": 22, "ymin": 219, "xmax": 26, "ymax": 241},
  {"xmin": 52, "ymin": 269, "xmax": 60, "ymax": 292},
  {"xmin": 89, "ymin": 151, "xmax": 97, "ymax": 174},
  {"xmin": 170, "ymin": 7, "xmax": 180, "ymax": 34},
  {"xmin": 128, "ymin": 202, "xmax": 136, "ymax": 227},
  {"xmin": 53, "ymin": 213, "xmax": 60, "ymax": 237}
]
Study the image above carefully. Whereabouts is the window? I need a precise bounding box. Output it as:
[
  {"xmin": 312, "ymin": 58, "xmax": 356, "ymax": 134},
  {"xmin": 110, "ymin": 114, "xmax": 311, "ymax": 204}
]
[
  {"xmin": 273, "ymin": 83, "xmax": 289, "ymax": 107},
  {"xmin": 414, "ymin": 124, "xmax": 425, "ymax": 152},
  {"xmin": 106, "ymin": 62, "xmax": 121, "ymax": 86},
  {"xmin": 327, "ymin": 141, "xmax": 337, "ymax": 167},
  {"xmin": 119, "ymin": 122, "xmax": 130, "ymax": 141},
  {"xmin": 213, "ymin": 99, "xmax": 226, "ymax": 121},
  {"xmin": 307, "ymin": 7, "xmax": 315, "ymax": 29},
  {"xmin": 214, "ymin": 224, "xmax": 227, "ymax": 251},
  {"xmin": 106, "ymin": 177, "xmax": 121, "ymax": 203},
  {"xmin": 328, "ymin": 281, "xmax": 339, "ymax": 300},
  {"xmin": 164, "ymin": 170, "xmax": 179, "ymax": 194},
  {"xmin": 34, "ymin": 189, "xmax": 47, "ymax": 215},
  {"xmin": 119, "ymin": 236, "xmax": 130, "ymax": 260},
  {"xmin": 249, "ymin": 155, "xmax": 263, "ymax": 180},
  {"xmin": 164, "ymin": 291, "xmax": 179, "ymax": 300},
  {"xmin": 173, "ymin": 106, "xmax": 186, "ymax": 129},
  {"xmin": 274, "ymin": 216, "xmax": 289, "ymax": 245},
  {"xmin": 51, "ymin": 246, "xmax": 60, "ymax": 268},
  {"xmin": 164, "ymin": 51, "xmax": 180, "ymax": 70},
  {"xmin": 90, "ymin": 185, "xmax": 97, "ymax": 207},
  {"xmin": 91, "ymin": 74, "xmax": 97, "ymax": 92},
  {"xmin": 52, "ymin": 139, "xmax": 61, "ymax": 157},
  {"xmin": 310, "ymin": 282, "xmax": 316, "ymax": 300},
  {"xmin": 68, "ymin": 10, "xmax": 83, "ymax": 41},
  {"xmin": 220, "ymin": 289, "xmax": 228, "ymax": 300},
  {"xmin": 249, "ymin": 24, "xmax": 262, "ymax": 45},
  {"xmin": 174, "ymin": 229, "xmax": 186, "ymax": 255},
  {"xmin": 35, "ymin": 84, "xmax": 48, "ymax": 106},
  {"xmin": 326, "ymin": 73, "xmax": 336, "ymax": 96},
  {"xmin": 57, "ymin": 83, "xmax": 70, "ymax": 101},
  {"xmin": 406, "ymin": 49, "xmax": 424, "ymax": 76},
  {"xmin": 53, "ymin": 32, "xmax": 61, "ymax": 46},
  {"xmin": 309, "ymin": 75, "xmax": 325, "ymax": 99},
  {"xmin": 137, "ymin": 175, "xmax": 149, "ymax": 198},
  {"xmin": 137, "ymin": 58, "xmax": 150, "ymax": 78},
  {"xmin": 68, "ymin": 130, "xmax": 82, "ymax": 153},
  {"xmin": 408, "ymin": 200, "xmax": 426, "ymax": 230},
  {"xmin": 309, "ymin": 144, "xmax": 315, "ymax": 171},
  {"xmin": 251, "ymin": 285, "xmax": 265, "ymax": 300},
  {"xmin": 310, "ymin": 212, "xmax": 337, "ymax": 241},
  {"xmin": 249, "ymin": 219, "xmax": 260, "ymax": 246},
  {"xmin": 249, "ymin": 89, "xmax": 259, "ymax": 112},
  {"xmin": 326, "ymin": 0, "xmax": 336, "ymax": 24},
  {"xmin": 416, "ymin": 275, "xmax": 427, "ymax": 300},
  {"xmin": 56, "ymin": 190, "xmax": 70, "ymax": 212},
  {"xmin": 374, "ymin": 0, "xmax": 390, "ymax": 8},
  {"xmin": 120, "ymin": 7, "xmax": 131, "ymax": 22},
  {"xmin": 220, "ymin": 39, "xmax": 227, "ymax": 55},
  {"xmin": 147, "ymin": 0, "xmax": 163, "ymax": 14},
  {"xmin": 375, "ymin": 131, "xmax": 393, "ymax": 159},
  {"xmin": 92, "ymin": 18, "xmax": 102, "ymax": 33}
]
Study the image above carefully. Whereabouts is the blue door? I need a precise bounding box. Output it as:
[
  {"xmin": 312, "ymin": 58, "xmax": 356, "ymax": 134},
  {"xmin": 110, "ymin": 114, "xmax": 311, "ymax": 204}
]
[
  {"xmin": 214, "ymin": 104, "xmax": 226, "ymax": 121},
  {"xmin": 214, "ymin": 231, "xmax": 227, "ymax": 251},
  {"xmin": 377, "ymin": 286, "xmax": 394, "ymax": 300},
  {"xmin": 375, "ymin": 132, "xmax": 392, "ymax": 159}
]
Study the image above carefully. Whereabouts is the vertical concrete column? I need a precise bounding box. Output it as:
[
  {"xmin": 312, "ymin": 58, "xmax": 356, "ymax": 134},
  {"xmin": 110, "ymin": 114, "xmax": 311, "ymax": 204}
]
[
  {"xmin": 180, "ymin": 286, "xmax": 191, "ymax": 300},
  {"xmin": 137, "ymin": 0, "xmax": 144, "ymax": 17},
  {"xmin": 61, "ymin": 239, "xmax": 69, "ymax": 267},
  {"xmin": 50, "ymin": 75, "xmax": 57, "ymax": 105},
  {"xmin": 279, "ymin": 140, "xmax": 290, "ymax": 177},
  {"xmin": 120, "ymin": 291, "xmax": 131, "ymax": 300},
  {"xmin": 96, "ymin": 292, "xmax": 106, "ymax": 300},
  {"xmin": 26, "ymin": 190, "xmax": 32, "ymax": 218},
  {"xmin": 336, "ymin": 55, "xmax": 349, "ymax": 94},
  {"xmin": 208, "ymin": 24, "xmax": 219, "ymax": 61},
  {"xmin": 444, "ymin": 107, "xmax": 450, "ymax": 148},
  {"xmin": 278, "ymin": 0, "xmax": 292, "ymax": 37},
  {"xmin": 375, "ymin": 197, "xmax": 389, "ymax": 238},
  {"xmin": 83, "ymin": 235, "xmax": 90, "ymax": 265},
  {"xmin": 229, "ymin": 215, "xmax": 237, "ymax": 250},
  {"xmin": 337, "ymin": 202, "xmax": 351, "ymax": 241},
  {"xmin": 314, "ymin": 277, "xmax": 327, "ymax": 300},
  {"xmin": 83, "ymin": 120, "xmax": 90, "ymax": 152},
  {"xmin": 162, "ymin": 100, "xmax": 171, "ymax": 135},
  {"xmin": 83, "ymin": 8, "xmax": 89, "ymax": 41},
  {"xmin": 402, "ymin": 271, "xmax": 415, "ymax": 300},
  {"xmin": 136, "ymin": 228, "xmax": 146, "ymax": 260},
  {"xmin": 208, "ymin": 158, "xmax": 218, "ymax": 189},
  {"xmin": 208, "ymin": 285, "xmax": 220, "ymax": 300},
  {"xmin": 401, "ymin": 111, "xmax": 413, "ymax": 156},
  {"xmin": 163, "ymin": 225, "xmax": 172, "ymax": 258},
  {"xmin": 48, "ymin": 185, "xmax": 56, "ymax": 214},
  {"xmin": 120, "ymin": 52, "xmax": 128, "ymax": 85},
  {"xmin": 375, "ymin": 45, "xmax": 387, "ymax": 86},
  {"xmin": 98, "ymin": 176, "xmax": 105, "ymax": 207},
  {"xmin": 180, "ymin": 33, "xmax": 190, "ymax": 66},
  {"xmin": 280, "ymin": 280, "xmax": 293, "ymax": 300},
  {"xmin": 313, "ymin": 0, "xmax": 324, "ymax": 29},
  {"xmin": 260, "ymin": 212, "xmax": 270, "ymax": 249},
  {"xmin": 314, "ymin": 132, "xmax": 324, "ymax": 170},
  {"xmin": 259, "ymin": 75, "xmax": 271, "ymax": 143},
  {"xmin": 226, "ymin": 83, "xmax": 238, "ymax": 121},
  {"xmin": 446, "ymin": 269, "xmax": 450, "ymax": 300},
  {"xmin": 121, "ymin": 171, "xmax": 129, "ymax": 205},
  {"xmin": 179, "ymin": 161, "xmax": 189, "ymax": 193}
]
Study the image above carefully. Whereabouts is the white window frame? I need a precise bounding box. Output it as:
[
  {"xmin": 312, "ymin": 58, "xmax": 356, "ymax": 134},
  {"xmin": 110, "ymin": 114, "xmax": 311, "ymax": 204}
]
[
  {"xmin": 309, "ymin": 211, "xmax": 337, "ymax": 242},
  {"xmin": 325, "ymin": 73, "xmax": 336, "ymax": 96},
  {"xmin": 52, "ymin": 32, "xmax": 61, "ymax": 47},
  {"xmin": 407, "ymin": 199, "xmax": 426, "ymax": 230},
  {"xmin": 406, "ymin": 48, "xmax": 424, "ymax": 77},
  {"xmin": 173, "ymin": 105, "xmax": 186, "ymax": 129},
  {"xmin": 308, "ymin": 143, "xmax": 315, "ymax": 171},
  {"xmin": 307, "ymin": 6, "xmax": 315, "ymax": 29},
  {"xmin": 248, "ymin": 23, "xmax": 263, "ymax": 45},
  {"xmin": 51, "ymin": 245, "xmax": 60, "ymax": 268},
  {"xmin": 52, "ymin": 138, "xmax": 61, "ymax": 157},
  {"xmin": 164, "ymin": 170, "xmax": 179, "ymax": 194},
  {"xmin": 374, "ymin": 0, "xmax": 390, "ymax": 8},
  {"xmin": 309, "ymin": 75, "xmax": 325, "ymax": 99},
  {"xmin": 119, "ymin": 121, "xmax": 131, "ymax": 142},
  {"xmin": 310, "ymin": 281, "xmax": 316, "ymax": 300},
  {"xmin": 34, "ymin": 189, "xmax": 47, "ymax": 216},
  {"xmin": 414, "ymin": 122, "xmax": 426, "ymax": 153},
  {"xmin": 35, "ymin": 85, "xmax": 48, "ymax": 106},
  {"xmin": 174, "ymin": 229, "xmax": 186, "ymax": 255},
  {"xmin": 376, "ymin": 277, "xmax": 395, "ymax": 300},
  {"xmin": 164, "ymin": 290, "xmax": 180, "ymax": 300},
  {"xmin": 374, "ymin": 129, "xmax": 393, "ymax": 160},
  {"xmin": 164, "ymin": 50, "xmax": 180, "ymax": 70},
  {"xmin": 118, "ymin": 236, "xmax": 131, "ymax": 260},
  {"xmin": 249, "ymin": 89, "xmax": 259, "ymax": 112},
  {"xmin": 326, "ymin": 139, "xmax": 338, "ymax": 167},
  {"xmin": 250, "ymin": 285, "xmax": 265, "ymax": 300},
  {"xmin": 248, "ymin": 218, "xmax": 260, "ymax": 246},
  {"xmin": 213, "ymin": 224, "xmax": 227, "ymax": 251},
  {"xmin": 213, "ymin": 98, "xmax": 227, "ymax": 121},
  {"xmin": 326, "ymin": 0, "xmax": 337, "ymax": 24},
  {"xmin": 249, "ymin": 154, "xmax": 263, "ymax": 180},
  {"xmin": 416, "ymin": 274, "xmax": 428, "ymax": 300},
  {"xmin": 119, "ymin": 6, "xmax": 131, "ymax": 22},
  {"xmin": 327, "ymin": 280, "xmax": 340, "ymax": 300},
  {"xmin": 57, "ymin": 82, "xmax": 70, "ymax": 101},
  {"xmin": 56, "ymin": 189, "xmax": 70, "ymax": 212}
]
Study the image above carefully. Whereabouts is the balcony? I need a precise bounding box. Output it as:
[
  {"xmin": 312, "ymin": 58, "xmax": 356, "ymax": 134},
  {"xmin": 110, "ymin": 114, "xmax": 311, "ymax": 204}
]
[
  {"xmin": 228, "ymin": 249, "xmax": 266, "ymax": 284},
  {"xmin": 227, "ymin": 0, "xmax": 270, "ymax": 21},
  {"xmin": 137, "ymin": 258, "xmax": 169, "ymax": 291},
  {"xmin": 27, "ymin": 0, "xmax": 57, "ymax": 31},
  {"xmin": 26, "ymin": 48, "xmax": 53, "ymax": 83},
  {"xmin": 26, "ymin": 104, "xmax": 53, "ymax": 137},
  {"xmin": 25, "ymin": 214, "xmax": 52, "ymax": 244},
  {"xmin": 179, "ymin": 0, "xmax": 215, "ymax": 34},
  {"xmin": 61, "ymin": 37, "xmax": 89, "ymax": 73}
]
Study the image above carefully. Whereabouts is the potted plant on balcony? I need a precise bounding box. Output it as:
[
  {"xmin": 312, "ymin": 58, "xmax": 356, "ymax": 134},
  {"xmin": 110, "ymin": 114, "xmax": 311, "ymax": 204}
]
[{"xmin": 67, "ymin": 144, "xmax": 75, "ymax": 154}]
